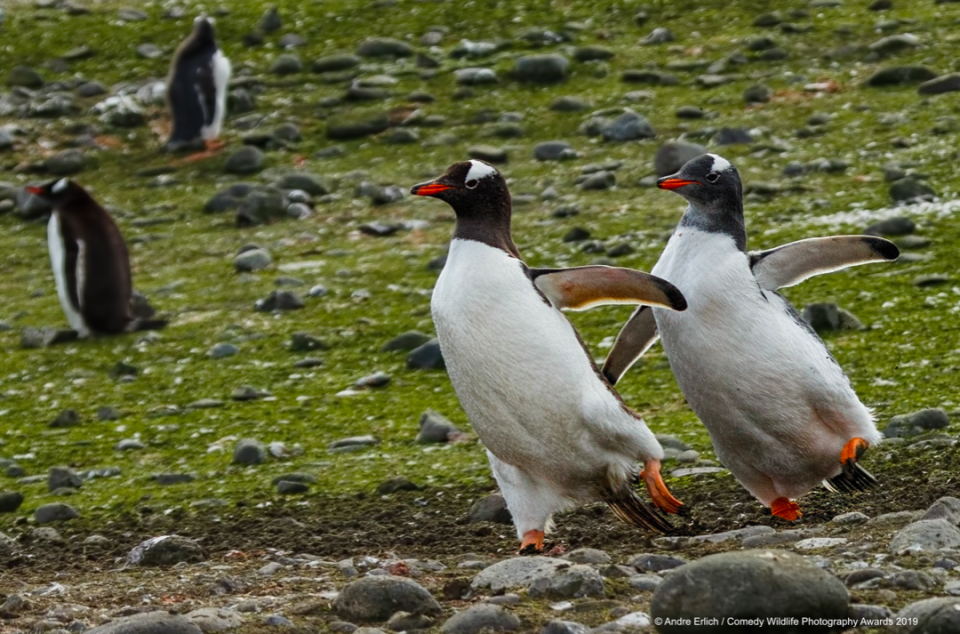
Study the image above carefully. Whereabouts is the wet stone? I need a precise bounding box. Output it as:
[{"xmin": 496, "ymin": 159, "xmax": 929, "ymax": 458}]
[
  {"xmin": 407, "ymin": 339, "xmax": 444, "ymax": 370},
  {"xmin": 417, "ymin": 410, "xmax": 464, "ymax": 443},
  {"xmin": 35, "ymin": 503, "xmax": 78, "ymax": 524},
  {"xmin": 0, "ymin": 491, "xmax": 24, "ymax": 513},
  {"xmin": 440, "ymin": 605, "xmax": 520, "ymax": 634},
  {"xmin": 48, "ymin": 466, "xmax": 82, "ymax": 491},
  {"xmin": 381, "ymin": 331, "xmax": 431, "ymax": 352},
  {"xmin": 466, "ymin": 493, "xmax": 513, "ymax": 524},
  {"xmin": 334, "ymin": 575, "xmax": 441, "ymax": 622}
]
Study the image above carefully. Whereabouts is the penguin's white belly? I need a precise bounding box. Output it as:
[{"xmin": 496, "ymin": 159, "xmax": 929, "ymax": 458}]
[
  {"xmin": 48, "ymin": 213, "xmax": 89, "ymax": 337},
  {"xmin": 652, "ymin": 228, "xmax": 878, "ymax": 498},
  {"xmin": 202, "ymin": 50, "xmax": 231, "ymax": 141},
  {"xmin": 432, "ymin": 239, "xmax": 654, "ymax": 494}
]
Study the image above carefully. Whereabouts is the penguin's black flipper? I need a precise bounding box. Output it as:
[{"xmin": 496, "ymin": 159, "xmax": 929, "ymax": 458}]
[
  {"xmin": 602, "ymin": 484, "xmax": 675, "ymax": 534},
  {"xmin": 528, "ymin": 266, "xmax": 687, "ymax": 312},
  {"xmin": 823, "ymin": 463, "xmax": 877, "ymax": 494},
  {"xmin": 602, "ymin": 306, "xmax": 658, "ymax": 386},
  {"xmin": 196, "ymin": 61, "xmax": 217, "ymax": 127},
  {"xmin": 750, "ymin": 235, "xmax": 899, "ymax": 291}
]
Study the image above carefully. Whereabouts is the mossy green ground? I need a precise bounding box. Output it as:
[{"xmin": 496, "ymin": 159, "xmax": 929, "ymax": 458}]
[{"xmin": 1, "ymin": 0, "xmax": 959, "ymax": 540}]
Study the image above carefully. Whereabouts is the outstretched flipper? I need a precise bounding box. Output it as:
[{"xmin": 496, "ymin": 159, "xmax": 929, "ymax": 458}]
[
  {"xmin": 602, "ymin": 306, "xmax": 658, "ymax": 386},
  {"xmin": 528, "ymin": 266, "xmax": 687, "ymax": 312},
  {"xmin": 749, "ymin": 236, "xmax": 899, "ymax": 291},
  {"xmin": 601, "ymin": 483, "xmax": 674, "ymax": 534}
]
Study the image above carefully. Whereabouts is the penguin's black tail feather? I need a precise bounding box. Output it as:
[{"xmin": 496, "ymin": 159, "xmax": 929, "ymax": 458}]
[
  {"xmin": 128, "ymin": 319, "xmax": 168, "ymax": 332},
  {"xmin": 823, "ymin": 463, "xmax": 877, "ymax": 494},
  {"xmin": 601, "ymin": 485, "xmax": 675, "ymax": 534}
]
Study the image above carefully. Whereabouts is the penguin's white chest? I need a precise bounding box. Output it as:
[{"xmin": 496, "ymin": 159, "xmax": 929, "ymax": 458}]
[
  {"xmin": 48, "ymin": 213, "xmax": 89, "ymax": 337},
  {"xmin": 201, "ymin": 49, "xmax": 231, "ymax": 141},
  {"xmin": 431, "ymin": 239, "xmax": 630, "ymax": 480}
]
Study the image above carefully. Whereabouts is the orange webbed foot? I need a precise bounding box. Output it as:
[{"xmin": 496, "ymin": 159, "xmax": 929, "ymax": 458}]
[
  {"xmin": 518, "ymin": 530, "xmax": 544, "ymax": 555},
  {"xmin": 840, "ymin": 437, "xmax": 869, "ymax": 472},
  {"xmin": 771, "ymin": 497, "xmax": 802, "ymax": 521},
  {"xmin": 642, "ymin": 459, "xmax": 685, "ymax": 515}
]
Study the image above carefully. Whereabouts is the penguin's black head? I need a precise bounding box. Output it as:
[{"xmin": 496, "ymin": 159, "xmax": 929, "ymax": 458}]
[
  {"xmin": 190, "ymin": 15, "xmax": 217, "ymax": 46},
  {"xmin": 657, "ymin": 153, "xmax": 742, "ymax": 214},
  {"xmin": 26, "ymin": 178, "xmax": 86, "ymax": 206},
  {"xmin": 410, "ymin": 160, "xmax": 510, "ymax": 218}
]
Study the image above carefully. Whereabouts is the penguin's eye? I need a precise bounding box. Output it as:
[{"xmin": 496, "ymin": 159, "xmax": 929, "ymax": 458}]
[
  {"xmin": 706, "ymin": 173, "xmax": 720, "ymax": 183},
  {"xmin": 465, "ymin": 179, "xmax": 479, "ymax": 189}
]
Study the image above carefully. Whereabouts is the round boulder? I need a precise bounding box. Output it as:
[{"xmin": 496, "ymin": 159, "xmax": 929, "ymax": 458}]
[
  {"xmin": 893, "ymin": 597, "xmax": 960, "ymax": 634},
  {"xmin": 651, "ymin": 549, "xmax": 849, "ymax": 633},
  {"xmin": 334, "ymin": 575, "xmax": 441, "ymax": 622}
]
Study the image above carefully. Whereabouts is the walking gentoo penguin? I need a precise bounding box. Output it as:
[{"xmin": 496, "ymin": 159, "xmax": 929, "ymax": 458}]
[
  {"xmin": 602, "ymin": 154, "xmax": 899, "ymax": 521},
  {"xmin": 27, "ymin": 179, "xmax": 167, "ymax": 337},
  {"xmin": 412, "ymin": 160, "xmax": 688, "ymax": 552},
  {"xmin": 165, "ymin": 16, "xmax": 231, "ymax": 153}
]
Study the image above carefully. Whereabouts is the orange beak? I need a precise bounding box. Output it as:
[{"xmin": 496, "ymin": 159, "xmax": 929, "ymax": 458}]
[
  {"xmin": 26, "ymin": 186, "xmax": 44, "ymax": 195},
  {"xmin": 657, "ymin": 178, "xmax": 698, "ymax": 190},
  {"xmin": 411, "ymin": 182, "xmax": 452, "ymax": 196}
]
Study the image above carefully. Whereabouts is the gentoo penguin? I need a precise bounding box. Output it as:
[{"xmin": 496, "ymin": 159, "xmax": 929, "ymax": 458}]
[
  {"xmin": 412, "ymin": 160, "xmax": 688, "ymax": 552},
  {"xmin": 27, "ymin": 179, "xmax": 167, "ymax": 337},
  {"xmin": 602, "ymin": 153, "xmax": 899, "ymax": 521},
  {"xmin": 165, "ymin": 16, "xmax": 231, "ymax": 153}
]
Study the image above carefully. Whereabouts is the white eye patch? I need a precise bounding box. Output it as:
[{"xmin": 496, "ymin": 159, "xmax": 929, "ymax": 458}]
[
  {"xmin": 465, "ymin": 159, "xmax": 498, "ymax": 183},
  {"xmin": 708, "ymin": 154, "xmax": 732, "ymax": 173},
  {"xmin": 52, "ymin": 178, "xmax": 68, "ymax": 193}
]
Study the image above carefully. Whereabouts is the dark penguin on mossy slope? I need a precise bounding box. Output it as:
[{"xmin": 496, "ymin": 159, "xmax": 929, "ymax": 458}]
[
  {"xmin": 165, "ymin": 16, "xmax": 231, "ymax": 153},
  {"xmin": 27, "ymin": 179, "xmax": 167, "ymax": 337}
]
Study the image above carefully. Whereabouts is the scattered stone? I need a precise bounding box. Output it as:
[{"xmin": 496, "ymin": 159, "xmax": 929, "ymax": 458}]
[
  {"xmin": 48, "ymin": 466, "xmax": 82, "ymax": 491},
  {"xmin": 46, "ymin": 149, "xmax": 87, "ymax": 176},
  {"xmin": 564, "ymin": 548, "xmax": 610, "ymax": 565},
  {"xmin": 208, "ymin": 343, "xmax": 238, "ymax": 359},
  {"xmin": 890, "ymin": 519, "xmax": 960, "ymax": 554},
  {"xmin": 186, "ymin": 607, "xmax": 244, "ymax": 632},
  {"xmin": 225, "ymin": 146, "xmax": 266, "ymax": 175},
  {"xmin": 21, "ymin": 327, "xmax": 78, "ymax": 349},
  {"xmin": 919, "ymin": 73, "xmax": 960, "ymax": 95},
  {"xmin": 128, "ymin": 535, "xmax": 205, "ymax": 566},
  {"xmin": 85, "ymin": 612, "xmax": 203, "ymax": 634},
  {"xmin": 35, "ymin": 503, "xmax": 78, "ymax": 524},
  {"xmin": 714, "ymin": 127, "xmax": 754, "ymax": 145},
  {"xmin": 651, "ymin": 550, "xmax": 849, "ymax": 629},
  {"xmin": 601, "ymin": 111, "xmax": 655, "ymax": 141},
  {"xmin": 357, "ymin": 38, "xmax": 414, "ymax": 58},
  {"xmin": 890, "ymin": 177, "xmax": 935, "ymax": 202},
  {"xmin": 885, "ymin": 408, "xmax": 949, "ymax": 438},
  {"xmin": 417, "ymin": 410, "xmax": 465, "ymax": 443},
  {"xmin": 334, "ymin": 576, "xmax": 441, "ymax": 622},
  {"xmin": 921, "ymin": 497, "xmax": 960, "ymax": 524},
  {"xmin": 866, "ymin": 66, "xmax": 938, "ymax": 86},
  {"xmin": 49, "ymin": 409, "xmax": 81, "ymax": 428},
  {"xmin": 327, "ymin": 110, "xmax": 389, "ymax": 140},
  {"xmin": 894, "ymin": 597, "xmax": 960, "ymax": 634},
  {"xmin": 654, "ymin": 141, "xmax": 707, "ymax": 176},
  {"xmin": 629, "ymin": 553, "xmax": 687, "ymax": 572},
  {"xmin": 473, "ymin": 557, "xmax": 567, "ymax": 592},
  {"xmin": 233, "ymin": 439, "xmax": 267, "ymax": 465},
  {"xmin": 234, "ymin": 248, "xmax": 272, "ymax": 272},
  {"xmin": 529, "ymin": 565, "xmax": 604, "ymax": 599},
  {"xmin": 514, "ymin": 55, "xmax": 570, "ymax": 83},
  {"xmin": 744, "ymin": 84, "xmax": 772, "ymax": 103},
  {"xmin": 8, "ymin": 65, "xmax": 44, "ymax": 88},
  {"xmin": 865, "ymin": 216, "xmax": 915, "ymax": 236},
  {"xmin": 0, "ymin": 491, "xmax": 24, "ymax": 513},
  {"xmin": 407, "ymin": 339, "xmax": 444, "ymax": 370},
  {"xmin": 455, "ymin": 68, "xmax": 498, "ymax": 85},
  {"xmin": 551, "ymin": 97, "xmax": 589, "ymax": 112},
  {"xmin": 468, "ymin": 145, "xmax": 508, "ymax": 164},
  {"xmin": 832, "ymin": 511, "xmax": 869, "ymax": 525},
  {"xmin": 466, "ymin": 493, "xmax": 512, "ymax": 524},
  {"xmin": 381, "ymin": 331, "xmax": 431, "ymax": 352},
  {"xmin": 534, "ymin": 141, "xmax": 576, "ymax": 161},
  {"xmin": 329, "ymin": 436, "xmax": 380, "ymax": 452},
  {"xmin": 256, "ymin": 290, "xmax": 305, "ymax": 312},
  {"xmin": 641, "ymin": 27, "xmax": 675, "ymax": 45},
  {"xmin": 312, "ymin": 54, "xmax": 361, "ymax": 73},
  {"xmin": 441, "ymin": 605, "xmax": 520, "ymax": 634}
]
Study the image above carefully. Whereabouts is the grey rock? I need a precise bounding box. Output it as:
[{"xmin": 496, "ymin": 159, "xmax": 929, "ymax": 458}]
[
  {"xmin": 256, "ymin": 290, "xmax": 305, "ymax": 312},
  {"xmin": 514, "ymin": 55, "xmax": 570, "ymax": 84},
  {"xmin": 870, "ymin": 34, "xmax": 919, "ymax": 55},
  {"xmin": 564, "ymin": 548, "xmax": 610, "ymax": 565},
  {"xmin": 641, "ymin": 27, "xmax": 675, "ymax": 44},
  {"xmin": 744, "ymin": 84, "xmax": 772, "ymax": 103},
  {"xmin": 890, "ymin": 177, "xmax": 935, "ymax": 202},
  {"xmin": 850, "ymin": 604, "xmax": 892, "ymax": 621},
  {"xmin": 466, "ymin": 493, "xmax": 512, "ymax": 524},
  {"xmin": 266, "ymin": 615, "xmax": 294, "ymax": 627},
  {"xmin": 277, "ymin": 480, "xmax": 309, "ymax": 494},
  {"xmin": 46, "ymin": 149, "xmax": 87, "ymax": 176},
  {"xmin": 601, "ymin": 111, "xmax": 655, "ymax": 141},
  {"xmin": 153, "ymin": 474, "xmax": 195, "ymax": 485},
  {"xmin": 77, "ymin": 81, "xmax": 108, "ymax": 98},
  {"xmin": 542, "ymin": 621, "xmax": 589, "ymax": 634},
  {"xmin": 48, "ymin": 466, "xmax": 82, "ymax": 491},
  {"xmin": 921, "ymin": 497, "xmax": 960, "ymax": 525},
  {"xmin": 407, "ymin": 339, "xmax": 444, "ymax": 370},
  {"xmin": 334, "ymin": 575, "xmax": 441, "ymax": 622},
  {"xmin": 8, "ymin": 65, "xmax": 44, "ymax": 88},
  {"xmin": 865, "ymin": 216, "xmax": 914, "ymax": 236},
  {"xmin": 234, "ymin": 248, "xmax": 272, "ymax": 272},
  {"xmin": 357, "ymin": 38, "xmax": 414, "ymax": 58},
  {"xmin": 35, "ymin": 503, "xmax": 78, "ymax": 524},
  {"xmin": 376, "ymin": 476, "xmax": 420, "ymax": 494},
  {"xmin": 534, "ymin": 141, "xmax": 575, "ymax": 161},
  {"xmin": 21, "ymin": 327, "xmax": 78, "ymax": 348},
  {"xmin": 224, "ymin": 146, "xmax": 265, "ymax": 175},
  {"xmin": 675, "ymin": 105, "xmax": 704, "ymax": 119},
  {"xmin": 277, "ymin": 173, "xmax": 330, "ymax": 196},
  {"xmin": 381, "ymin": 331, "xmax": 431, "ymax": 352},
  {"xmin": 387, "ymin": 611, "xmax": 435, "ymax": 631},
  {"xmin": 207, "ymin": 343, "xmax": 238, "ymax": 359},
  {"xmin": 0, "ymin": 491, "xmax": 24, "ymax": 513},
  {"xmin": 919, "ymin": 73, "xmax": 960, "ymax": 95},
  {"xmin": 455, "ymin": 68, "xmax": 498, "ymax": 85},
  {"xmin": 579, "ymin": 171, "xmax": 615, "ymax": 190},
  {"xmin": 890, "ymin": 520, "xmax": 960, "ymax": 554},
  {"xmin": 551, "ymin": 97, "xmax": 589, "ymax": 112},
  {"xmin": 84, "ymin": 611, "xmax": 203, "ymax": 634},
  {"xmin": 270, "ymin": 54, "xmax": 302, "ymax": 75},
  {"xmin": 0, "ymin": 531, "xmax": 15, "ymax": 558},
  {"xmin": 128, "ymin": 535, "xmax": 205, "ymax": 566},
  {"xmin": 628, "ymin": 553, "xmax": 687, "ymax": 572},
  {"xmin": 329, "ymin": 435, "xmax": 381, "ymax": 452},
  {"xmin": 651, "ymin": 550, "xmax": 849, "ymax": 632},
  {"xmin": 417, "ymin": 410, "xmax": 464, "ymax": 443},
  {"xmin": 529, "ymin": 564, "xmax": 604, "ymax": 599},
  {"xmin": 312, "ymin": 54, "xmax": 361, "ymax": 73},
  {"xmin": 233, "ymin": 439, "xmax": 267, "ymax": 465},
  {"xmin": 714, "ymin": 127, "xmax": 754, "ymax": 145},
  {"xmin": 892, "ymin": 597, "xmax": 960, "ymax": 634},
  {"xmin": 655, "ymin": 141, "xmax": 707, "ymax": 176},
  {"xmin": 50, "ymin": 409, "xmax": 81, "ymax": 428},
  {"xmin": 846, "ymin": 568, "xmax": 886, "ymax": 586},
  {"xmin": 866, "ymin": 66, "xmax": 938, "ymax": 86},
  {"xmin": 137, "ymin": 43, "xmax": 163, "ymax": 59},
  {"xmin": 290, "ymin": 332, "xmax": 329, "ymax": 352},
  {"xmin": 628, "ymin": 574, "xmax": 662, "ymax": 591},
  {"xmin": 472, "ymin": 556, "xmax": 567, "ymax": 592},
  {"xmin": 327, "ymin": 110, "xmax": 389, "ymax": 140},
  {"xmin": 260, "ymin": 6, "xmax": 281, "ymax": 32},
  {"xmin": 832, "ymin": 511, "xmax": 869, "ymax": 525},
  {"xmin": 885, "ymin": 408, "xmax": 949, "ymax": 437},
  {"xmin": 186, "ymin": 607, "xmax": 243, "ymax": 632},
  {"xmin": 441, "ymin": 605, "xmax": 520, "ymax": 634},
  {"xmin": 574, "ymin": 46, "xmax": 614, "ymax": 62},
  {"xmin": 468, "ymin": 145, "xmax": 508, "ymax": 164}
]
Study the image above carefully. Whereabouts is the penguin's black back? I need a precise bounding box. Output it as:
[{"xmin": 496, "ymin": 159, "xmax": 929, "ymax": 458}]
[
  {"xmin": 58, "ymin": 195, "xmax": 134, "ymax": 334},
  {"xmin": 167, "ymin": 20, "xmax": 219, "ymax": 145}
]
